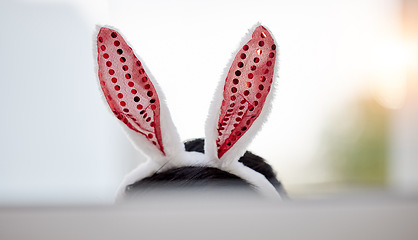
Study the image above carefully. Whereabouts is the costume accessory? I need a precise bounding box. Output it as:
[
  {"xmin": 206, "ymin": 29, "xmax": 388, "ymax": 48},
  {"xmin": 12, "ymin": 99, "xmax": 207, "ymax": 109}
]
[{"xmin": 96, "ymin": 25, "xmax": 280, "ymax": 199}]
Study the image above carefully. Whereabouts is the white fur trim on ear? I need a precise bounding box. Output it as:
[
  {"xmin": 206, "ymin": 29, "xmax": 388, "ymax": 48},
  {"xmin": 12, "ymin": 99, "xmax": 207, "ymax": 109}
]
[
  {"xmin": 204, "ymin": 26, "xmax": 257, "ymax": 164},
  {"xmin": 204, "ymin": 24, "xmax": 279, "ymax": 167},
  {"xmin": 96, "ymin": 26, "xmax": 185, "ymax": 164}
]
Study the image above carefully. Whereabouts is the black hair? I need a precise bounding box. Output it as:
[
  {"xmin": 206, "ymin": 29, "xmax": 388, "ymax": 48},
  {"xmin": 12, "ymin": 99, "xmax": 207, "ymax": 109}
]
[{"xmin": 126, "ymin": 138, "xmax": 286, "ymax": 197}]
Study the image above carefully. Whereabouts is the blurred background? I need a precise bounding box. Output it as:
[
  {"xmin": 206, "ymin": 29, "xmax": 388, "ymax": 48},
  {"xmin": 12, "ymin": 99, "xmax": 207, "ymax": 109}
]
[{"xmin": 0, "ymin": 0, "xmax": 417, "ymax": 205}]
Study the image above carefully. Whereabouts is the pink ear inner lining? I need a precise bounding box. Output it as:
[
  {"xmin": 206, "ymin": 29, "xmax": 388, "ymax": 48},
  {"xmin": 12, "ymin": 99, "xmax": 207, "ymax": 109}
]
[
  {"xmin": 97, "ymin": 28, "xmax": 165, "ymax": 155},
  {"xmin": 217, "ymin": 26, "xmax": 277, "ymax": 159}
]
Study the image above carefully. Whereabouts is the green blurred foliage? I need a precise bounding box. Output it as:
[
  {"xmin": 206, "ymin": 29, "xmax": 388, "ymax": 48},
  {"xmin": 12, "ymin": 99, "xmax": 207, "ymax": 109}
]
[{"xmin": 325, "ymin": 97, "xmax": 388, "ymax": 186}]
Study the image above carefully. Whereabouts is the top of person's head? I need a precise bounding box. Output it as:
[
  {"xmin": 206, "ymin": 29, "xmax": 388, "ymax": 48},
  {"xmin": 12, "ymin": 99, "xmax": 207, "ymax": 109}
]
[{"xmin": 125, "ymin": 139, "xmax": 286, "ymax": 199}]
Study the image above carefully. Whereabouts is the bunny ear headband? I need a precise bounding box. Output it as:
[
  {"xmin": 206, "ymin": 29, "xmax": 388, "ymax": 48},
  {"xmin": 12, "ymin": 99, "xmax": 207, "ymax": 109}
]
[{"xmin": 96, "ymin": 25, "xmax": 280, "ymax": 200}]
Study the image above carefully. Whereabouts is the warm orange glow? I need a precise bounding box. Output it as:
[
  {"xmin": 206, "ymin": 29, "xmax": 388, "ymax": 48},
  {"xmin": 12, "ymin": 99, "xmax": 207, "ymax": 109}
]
[
  {"xmin": 368, "ymin": 39, "xmax": 415, "ymax": 109},
  {"xmin": 256, "ymin": 48, "xmax": 262, "ymax": 55}
]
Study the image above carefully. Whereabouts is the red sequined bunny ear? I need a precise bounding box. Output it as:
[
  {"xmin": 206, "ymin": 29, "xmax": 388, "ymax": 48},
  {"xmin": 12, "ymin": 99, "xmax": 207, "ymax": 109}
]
[
  {"xmin": 209, "ymin": 26, "xmax": 277, "ymax": 160},
  {"xmin": 97, "ymin": 27, "xmax": 165, "ymax": 155}
]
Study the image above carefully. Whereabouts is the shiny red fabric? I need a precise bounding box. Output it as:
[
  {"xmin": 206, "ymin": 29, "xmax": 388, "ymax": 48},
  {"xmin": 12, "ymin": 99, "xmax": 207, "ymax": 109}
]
[
  {"xmin": 97, "ymin": 27, "xmax": 165, "ymax": 155},
  {"xmin": 217, "ymin": 26, "xmax": 277, "ymax": 158}
]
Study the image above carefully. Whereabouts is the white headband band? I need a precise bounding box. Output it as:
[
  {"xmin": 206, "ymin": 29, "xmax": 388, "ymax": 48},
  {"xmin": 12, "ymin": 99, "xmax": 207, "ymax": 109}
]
[{"xmin": 95, "ymin": 25, "xmax": 281, "ymax": 200}]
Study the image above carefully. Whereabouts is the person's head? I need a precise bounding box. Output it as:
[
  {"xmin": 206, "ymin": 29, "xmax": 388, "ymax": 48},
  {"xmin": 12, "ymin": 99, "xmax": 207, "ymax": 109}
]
[{"xmin": 125, "ymin": 139, "xmax": 286, "ymax": 198}]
